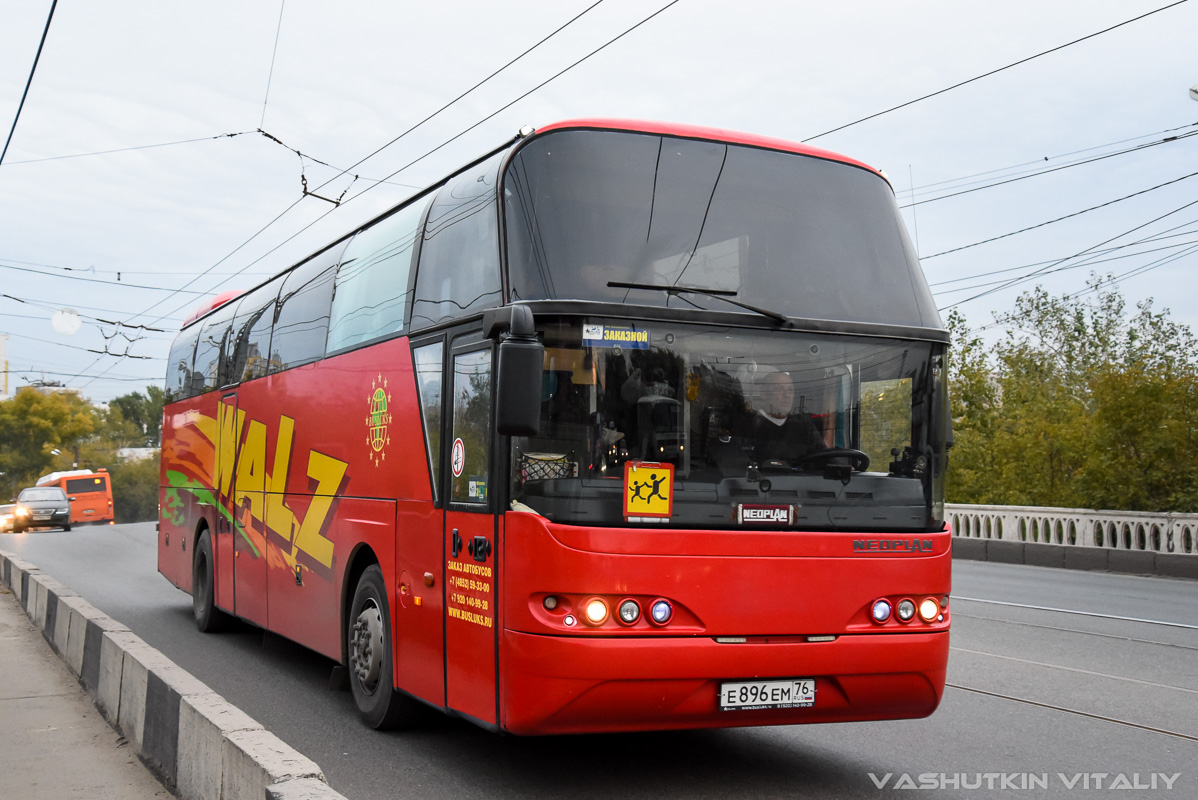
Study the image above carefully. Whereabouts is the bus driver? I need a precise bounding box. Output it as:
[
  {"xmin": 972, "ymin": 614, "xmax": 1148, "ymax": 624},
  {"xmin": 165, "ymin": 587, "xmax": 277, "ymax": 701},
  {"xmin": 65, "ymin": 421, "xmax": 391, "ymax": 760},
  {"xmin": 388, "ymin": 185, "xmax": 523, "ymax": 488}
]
[{"xmin": 745, "ymin": 370, "xmax": 826, "ymax": 467}]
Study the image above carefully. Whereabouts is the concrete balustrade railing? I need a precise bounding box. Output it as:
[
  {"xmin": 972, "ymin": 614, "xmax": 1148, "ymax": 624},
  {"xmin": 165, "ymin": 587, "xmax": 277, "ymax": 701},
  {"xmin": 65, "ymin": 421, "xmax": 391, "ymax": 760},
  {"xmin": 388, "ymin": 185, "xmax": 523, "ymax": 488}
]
[{"xmin": 946, "ymin": 504, "xmax": 1198, "ymax": 556}]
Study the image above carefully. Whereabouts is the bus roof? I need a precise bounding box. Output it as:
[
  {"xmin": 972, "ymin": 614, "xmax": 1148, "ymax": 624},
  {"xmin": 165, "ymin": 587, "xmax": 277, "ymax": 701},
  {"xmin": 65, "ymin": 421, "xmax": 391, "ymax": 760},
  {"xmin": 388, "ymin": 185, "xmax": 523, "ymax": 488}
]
[
  {"xmin": 534, "ymin": 119, "xmax": 882, "ymax": 176},
  {"xmin": 182, "ymin": 289, "xmax": 245, "ymax": 328},
  {"xmin": 36, "ymin": 469, "xmax": 96, "ymax": 486}
]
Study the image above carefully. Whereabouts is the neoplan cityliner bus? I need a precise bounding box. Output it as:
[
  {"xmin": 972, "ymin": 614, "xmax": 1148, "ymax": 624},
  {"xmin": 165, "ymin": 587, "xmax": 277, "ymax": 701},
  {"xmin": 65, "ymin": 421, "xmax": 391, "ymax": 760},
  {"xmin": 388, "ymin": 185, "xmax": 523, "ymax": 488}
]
[{"xmin": 159, "ymin": 119, "xmax": 952, "ymax": 734}]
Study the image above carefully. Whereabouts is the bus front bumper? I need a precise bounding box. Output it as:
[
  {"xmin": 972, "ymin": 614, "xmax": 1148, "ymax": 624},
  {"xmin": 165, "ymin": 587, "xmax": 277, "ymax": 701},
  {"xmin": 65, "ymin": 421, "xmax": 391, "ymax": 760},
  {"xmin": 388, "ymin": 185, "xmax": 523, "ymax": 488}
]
[{"xmin": 499, "ymin": 629, "xmax": 948, "ymax": 735}]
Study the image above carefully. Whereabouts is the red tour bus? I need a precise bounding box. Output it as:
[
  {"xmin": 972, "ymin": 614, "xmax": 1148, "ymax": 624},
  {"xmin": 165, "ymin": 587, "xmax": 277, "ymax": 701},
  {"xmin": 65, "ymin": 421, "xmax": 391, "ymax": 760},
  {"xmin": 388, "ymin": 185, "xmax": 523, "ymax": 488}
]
[
  {"xmin": 37, "ymin": 468, "xmax": 115, "ymax": 525},
  {"xmin": 159, "ymin": 119, "xmax": 952, "ymax": 734}
]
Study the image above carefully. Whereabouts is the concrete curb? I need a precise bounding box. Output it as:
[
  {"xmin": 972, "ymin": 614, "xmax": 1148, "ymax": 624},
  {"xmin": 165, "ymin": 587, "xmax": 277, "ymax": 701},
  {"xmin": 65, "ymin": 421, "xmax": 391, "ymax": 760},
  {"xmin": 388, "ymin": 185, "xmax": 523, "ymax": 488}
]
[
  {"xmin": 0, "ymin": 548, "xmax": 347, "ymax": 800},
  {"xmin": 951, "ymin": 537, "xmax": 1198, "ymax": 579}
]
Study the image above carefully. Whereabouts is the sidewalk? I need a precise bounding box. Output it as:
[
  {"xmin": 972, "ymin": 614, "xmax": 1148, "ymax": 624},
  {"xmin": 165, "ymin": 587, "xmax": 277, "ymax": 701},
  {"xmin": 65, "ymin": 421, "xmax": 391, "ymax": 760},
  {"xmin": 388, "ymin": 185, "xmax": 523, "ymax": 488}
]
[{"xmin": 0, "ymin": 583, "xmax": 172, "ymax": 799}]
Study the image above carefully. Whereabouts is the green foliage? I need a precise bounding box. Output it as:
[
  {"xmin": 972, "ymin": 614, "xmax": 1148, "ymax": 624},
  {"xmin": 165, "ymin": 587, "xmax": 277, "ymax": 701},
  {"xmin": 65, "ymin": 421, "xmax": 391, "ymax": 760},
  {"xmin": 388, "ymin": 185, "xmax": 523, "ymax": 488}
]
[
  {"xmin": 0, "ymin": 387, "xmax": 162, "ymax": 516},
  {"xmin": 107, "ymin": 455, "xmax": 161, "ymax": 522},
  {"xmin": 0, "ymin": 387, "xmax": 96, "ymax": 497},
  {"xmin": 109, "ymin": 385, "xmax": 164, "ymax": 446},
  {"xmin": 948, "ymin": 277, "xmax": 1198, "ymax": 512}
]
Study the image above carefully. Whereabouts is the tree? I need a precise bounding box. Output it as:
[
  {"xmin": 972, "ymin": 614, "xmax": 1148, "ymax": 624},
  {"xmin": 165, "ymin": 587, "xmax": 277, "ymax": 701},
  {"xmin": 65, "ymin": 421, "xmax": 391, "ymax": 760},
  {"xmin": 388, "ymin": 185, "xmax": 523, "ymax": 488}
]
[
  {"xmin": 947, "ymin": 277, "xmax": 1198, "ymax": 512},
  {"xmin": 109, "ymin": 385, "xmax": 164, "ymax": 446},
  {"xmin": 0, "ymin": 388, "xmax": 96, "ymax": 498}
]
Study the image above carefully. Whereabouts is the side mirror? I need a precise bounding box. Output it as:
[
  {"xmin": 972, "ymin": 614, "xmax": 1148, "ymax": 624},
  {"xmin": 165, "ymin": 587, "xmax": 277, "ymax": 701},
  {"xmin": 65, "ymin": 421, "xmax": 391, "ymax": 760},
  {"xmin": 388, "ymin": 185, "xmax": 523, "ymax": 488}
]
[{"xmin": 494, "ymin": 306, "xmax": 544, "ymax": 436}]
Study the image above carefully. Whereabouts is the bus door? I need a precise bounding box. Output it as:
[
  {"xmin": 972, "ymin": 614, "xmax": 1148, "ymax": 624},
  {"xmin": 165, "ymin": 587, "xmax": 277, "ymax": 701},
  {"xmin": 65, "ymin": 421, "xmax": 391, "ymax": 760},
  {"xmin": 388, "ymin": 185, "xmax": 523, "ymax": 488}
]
[
  {"xmin": 215, "ymin": 392, "xmax": 269, "ymax": 628},
  {"xmin": 442, "ymin": 341, "xmax": 500, "ymax": 726}
]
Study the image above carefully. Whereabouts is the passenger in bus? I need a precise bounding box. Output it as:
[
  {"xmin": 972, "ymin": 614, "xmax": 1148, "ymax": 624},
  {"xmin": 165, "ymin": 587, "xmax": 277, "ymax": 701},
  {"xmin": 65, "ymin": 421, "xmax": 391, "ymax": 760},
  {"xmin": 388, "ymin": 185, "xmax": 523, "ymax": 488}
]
[{"xmin": 743, "ymin": 370, "xmax": 826, "ymax": 466}]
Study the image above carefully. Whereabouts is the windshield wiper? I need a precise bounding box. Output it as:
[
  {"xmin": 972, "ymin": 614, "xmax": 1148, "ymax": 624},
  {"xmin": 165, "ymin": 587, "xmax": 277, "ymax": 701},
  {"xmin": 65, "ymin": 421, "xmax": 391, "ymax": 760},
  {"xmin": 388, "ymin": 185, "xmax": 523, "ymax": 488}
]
[{"xmin": 608, "ymin": 281, "xmax": 792, "ymax": 326}]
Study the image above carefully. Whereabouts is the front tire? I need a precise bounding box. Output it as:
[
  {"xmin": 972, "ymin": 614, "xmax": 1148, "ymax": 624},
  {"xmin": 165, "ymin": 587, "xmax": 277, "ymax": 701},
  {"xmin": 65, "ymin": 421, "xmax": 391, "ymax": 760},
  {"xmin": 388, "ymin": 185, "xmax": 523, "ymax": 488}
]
[
  {"xmin": 347, "ymin": 565, "xmax": 417, "ymax": 729},
  {"xmin": 63, "ymin": 523, "xmax": 72, "ymax": 532},
  {"xmin": 193, "ymin": 529, "xmax": 229, "ymax": 632}
]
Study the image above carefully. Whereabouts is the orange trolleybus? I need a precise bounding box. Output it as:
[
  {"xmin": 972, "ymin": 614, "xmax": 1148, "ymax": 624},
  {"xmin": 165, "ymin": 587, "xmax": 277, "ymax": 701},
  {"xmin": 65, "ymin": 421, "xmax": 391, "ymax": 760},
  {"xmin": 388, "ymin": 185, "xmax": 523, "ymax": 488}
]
[{"xmin": 159, "ymin": 119, "xmax": 952, "ymax": 734}]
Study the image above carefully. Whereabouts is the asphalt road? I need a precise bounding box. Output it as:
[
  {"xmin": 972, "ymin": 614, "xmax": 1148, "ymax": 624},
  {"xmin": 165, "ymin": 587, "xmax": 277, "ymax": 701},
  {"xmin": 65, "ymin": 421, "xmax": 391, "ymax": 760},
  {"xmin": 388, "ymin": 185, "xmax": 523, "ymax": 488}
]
[{"xmin": 3, "ymin": 522, "xmax": 1196, "ymax": 799}]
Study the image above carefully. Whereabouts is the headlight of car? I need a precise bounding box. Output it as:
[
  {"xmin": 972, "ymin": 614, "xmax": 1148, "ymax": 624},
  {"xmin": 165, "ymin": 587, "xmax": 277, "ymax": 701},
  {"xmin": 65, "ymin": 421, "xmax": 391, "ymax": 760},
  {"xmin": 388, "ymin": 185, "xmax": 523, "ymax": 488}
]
[
  {"xmin": 15, "ymin": 506, "xmax": 30, "ymax": 517},
  {"xmin": 58, "ymin": 507, "xmax": 69, "ymax": 513}
]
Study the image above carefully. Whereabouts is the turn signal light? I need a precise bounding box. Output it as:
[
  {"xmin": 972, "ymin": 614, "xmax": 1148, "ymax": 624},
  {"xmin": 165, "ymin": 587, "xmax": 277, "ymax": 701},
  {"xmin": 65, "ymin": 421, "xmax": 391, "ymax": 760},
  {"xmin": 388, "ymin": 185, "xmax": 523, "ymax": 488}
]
[{"xmin": 584, "ymin": 598, "xmax": 609, "ymax": 625}]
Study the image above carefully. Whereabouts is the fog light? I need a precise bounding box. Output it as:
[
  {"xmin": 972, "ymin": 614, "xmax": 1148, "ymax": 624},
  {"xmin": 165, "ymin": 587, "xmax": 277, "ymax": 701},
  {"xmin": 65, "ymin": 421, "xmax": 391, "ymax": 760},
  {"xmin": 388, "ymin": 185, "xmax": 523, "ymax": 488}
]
[
  {"xmin": 543, "ymin": 595, "xmax": 558, "ymax": 611},
  {"xmin": 618, "ymin": 599, "xmax": 640, "ymax": 624},
  {"xmin": 896, "ymin": 599, "xmax": 916, "ymax": 622},
  {"xmin": 940, "ymin": 594, "xmax": 950, "ymax": 610},
  {"xmin": 918, "ymin": 597, "xmax": 939, "ymax": 622},
  {"xmin": 584, "ymin": 598, "xmax": 609, "ymax": 625},
  {"xmin": 650, "ymin": 599, "xmax": 673, "ymax": 625},
  {"xmin": 871, "ymin": 599, "xmax": 892, "ymax": 624}
]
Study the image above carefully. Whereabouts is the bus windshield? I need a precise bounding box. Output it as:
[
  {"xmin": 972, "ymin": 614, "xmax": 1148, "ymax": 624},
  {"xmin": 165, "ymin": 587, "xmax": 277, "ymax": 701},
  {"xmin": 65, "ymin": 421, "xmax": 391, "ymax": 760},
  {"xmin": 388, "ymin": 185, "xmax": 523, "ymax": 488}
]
[
  {"xmin": 503, "ymin": 129, "xmax": 939, "ymax": 329},
  {"xmin": 510, "ymin": 317, "xmax": 946, "ymax": 532}
]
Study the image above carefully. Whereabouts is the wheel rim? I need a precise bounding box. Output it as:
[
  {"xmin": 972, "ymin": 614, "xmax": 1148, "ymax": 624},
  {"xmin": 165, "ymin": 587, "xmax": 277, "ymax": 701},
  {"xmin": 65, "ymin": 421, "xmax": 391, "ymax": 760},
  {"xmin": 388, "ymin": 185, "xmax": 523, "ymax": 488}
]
[{"xmin": 350, "ymin": 600, "xmax": 384, "ymax": 694}]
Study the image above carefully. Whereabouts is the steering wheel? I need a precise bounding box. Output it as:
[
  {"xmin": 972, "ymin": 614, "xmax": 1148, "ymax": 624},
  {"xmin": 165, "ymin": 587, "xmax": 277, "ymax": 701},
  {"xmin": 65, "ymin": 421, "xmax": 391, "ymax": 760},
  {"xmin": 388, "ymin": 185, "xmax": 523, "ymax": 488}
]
[{"xmin": 793, "ymin": 448, "xmax": 871, "ymax": 473}]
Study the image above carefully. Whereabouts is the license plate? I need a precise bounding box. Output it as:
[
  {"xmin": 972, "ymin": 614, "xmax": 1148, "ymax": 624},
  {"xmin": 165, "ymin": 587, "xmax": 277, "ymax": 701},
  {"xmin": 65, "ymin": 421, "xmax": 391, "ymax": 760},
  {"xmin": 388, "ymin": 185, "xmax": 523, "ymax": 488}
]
[
  {"xmin": 720, "ymin": 678, "xmax": 816, "ymax": 710},
  {"xmin": 34, "ymin": 514, "xmax": 51, "ymax": 520}
]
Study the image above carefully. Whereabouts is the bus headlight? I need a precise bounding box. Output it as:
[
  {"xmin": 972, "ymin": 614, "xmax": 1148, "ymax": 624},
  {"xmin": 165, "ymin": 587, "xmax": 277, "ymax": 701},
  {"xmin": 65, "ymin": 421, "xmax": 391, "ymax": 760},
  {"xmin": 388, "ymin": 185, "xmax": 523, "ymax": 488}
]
[
  {"xmin": 896, "ymin": 599, "xmax": 916, "ymax": 622},
  {"xmin": 650, "ymin": 599, "xmax": 673, "ymax": 625},
  {"xmin": 617, "ymin": 599, "xmax": 640, "ymax": 624}
]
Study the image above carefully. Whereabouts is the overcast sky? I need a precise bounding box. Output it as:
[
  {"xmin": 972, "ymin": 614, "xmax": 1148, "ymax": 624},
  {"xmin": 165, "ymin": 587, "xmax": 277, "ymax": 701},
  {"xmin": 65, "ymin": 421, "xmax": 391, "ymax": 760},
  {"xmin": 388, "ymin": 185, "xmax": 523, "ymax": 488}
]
[{"xmin": 1, "ymin": 0, "xmax": 1196, "ymax": 403}]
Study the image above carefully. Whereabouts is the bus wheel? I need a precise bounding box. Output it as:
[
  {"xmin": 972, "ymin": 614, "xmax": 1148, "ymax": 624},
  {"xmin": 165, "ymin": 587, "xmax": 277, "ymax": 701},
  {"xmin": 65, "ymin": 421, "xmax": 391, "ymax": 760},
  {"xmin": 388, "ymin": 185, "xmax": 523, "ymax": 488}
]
[
  {"xmin": 347, "ymin": 565, "xmax": 417, "ymax": 729},
  {"xmin": 193, "ymin": 530, "xmax": 229, "ymax": 632}
]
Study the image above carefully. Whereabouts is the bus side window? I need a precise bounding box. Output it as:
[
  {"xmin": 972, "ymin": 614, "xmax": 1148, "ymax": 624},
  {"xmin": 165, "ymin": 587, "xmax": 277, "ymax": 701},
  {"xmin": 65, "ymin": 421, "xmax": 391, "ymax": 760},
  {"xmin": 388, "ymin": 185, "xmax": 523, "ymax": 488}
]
[
  {"xmin": 194, "ymin": 305, "xmax": 237, "ymax": 395},
  {"xmin": 450, "ymin": 348, "xmax": 492, "ymax": 506},
  {"xmin": 412, "ymin": 341, "xmax": 444, "ymax": 503},
  {"xmin": 410, "ymin": 151, "xmax": 506, "ymax": 331},
  {"xmin": 165, "ymin": 327, "xmax": 200, "ymax": 402},
  {"xmin": 228, "ymin": 277, "xmax": 283, "ymax": 384},
  {"xmin": 327, "ymin": 194, "xmax": 431, "ymax": 354},
  {"xmin": 270, "ymin": 244, "xmax": 344, "ymax": 373}
]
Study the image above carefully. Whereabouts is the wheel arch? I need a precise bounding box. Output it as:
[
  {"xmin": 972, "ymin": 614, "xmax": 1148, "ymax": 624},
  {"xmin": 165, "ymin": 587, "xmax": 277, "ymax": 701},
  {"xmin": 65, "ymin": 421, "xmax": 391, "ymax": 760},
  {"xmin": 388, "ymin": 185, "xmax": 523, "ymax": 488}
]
[{"xmin": 340, "ymin": 542, "xmax": 382, "ymax": 666}]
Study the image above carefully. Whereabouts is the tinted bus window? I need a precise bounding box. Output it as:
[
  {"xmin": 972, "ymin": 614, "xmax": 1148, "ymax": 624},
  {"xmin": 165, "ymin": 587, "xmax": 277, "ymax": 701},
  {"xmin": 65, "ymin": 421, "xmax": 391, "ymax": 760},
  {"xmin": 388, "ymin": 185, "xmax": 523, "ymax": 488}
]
[
  {"xmin": 66, "ymin": 475, "xmax": 107, "ymax": 494},
  {"xmin": 164, "ymin": 327, "xmax": 200, "ymax": 402},
  {"xmin": 412, "ymin": 341, "xmax": 444, "ymax": 501},
  {"xmin": 327, "ymin": 195, "xmax": 431, "ymax": 353},
  {"xmin": 504, "ymin": 130, "xmax": 939, "ymax": 328},
  {"xmin": 411, "ymin": 151, "xmax": 505, "ymax": 330},
  {"xmin": 192, "ymin": 303, "xmax": 237, "ymax": 394},
  {"xmin": 228, "ymin": 277, "xmax": 282, "ymax": 383},
  {"xmin": 450, "ymin": 347, "xmax": 491, "ymax": 505},
  {"xmin": 271, "ymin": 245, "xmax": 343, "ymax": 372}
]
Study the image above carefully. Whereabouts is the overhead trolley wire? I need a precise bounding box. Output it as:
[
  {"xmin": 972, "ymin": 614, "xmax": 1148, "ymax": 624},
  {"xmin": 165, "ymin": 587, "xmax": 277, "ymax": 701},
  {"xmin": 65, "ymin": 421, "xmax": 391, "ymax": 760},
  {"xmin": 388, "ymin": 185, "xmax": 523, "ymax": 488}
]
[
  {"xmin": 896, "ymin": 120, "xmax": 1198, "ymax": 196},
  {"xmin": 1, "ymin": 0, "xmax": 58, "ymax": 166},
  {"xmin": 930, "ymin": 226, "xmax": 1198, "ymax": 290},
  {"xmin": 0, "ymin": 131, "xmax": 254, "ymax": 166},
  {"xmin": 112, "ymin": 0, "xmax": 616, "ymax": 333},
  {"xmin": 921, "ymin": 168, "xmax": 1198, "ymax": 259},
  {"xmin": 802, "ymin": 0, "xmax": 1192, "ymax": 143},
  {"xmin": 135, "ymin": 0, "xmax": 681, "ymax": 334},
  {"xmin": 940, "ymin": 195, "xmax": 1198, "ymax": 312},
  {"xmin": 260, "ymin": 0, "xmax": 286, "ymax": 129},
  {"xmin": 902, "ymin": 130, "xmax": 1198, "ymax": 208},
  {"xmin": 74, "ymin": 1, "xmax": 676, "ymax": 394}
]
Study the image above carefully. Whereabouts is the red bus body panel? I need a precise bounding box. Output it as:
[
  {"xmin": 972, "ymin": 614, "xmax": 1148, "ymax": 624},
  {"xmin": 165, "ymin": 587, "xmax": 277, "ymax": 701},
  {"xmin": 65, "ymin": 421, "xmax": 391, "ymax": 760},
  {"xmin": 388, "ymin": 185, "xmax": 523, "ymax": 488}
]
[{"xmin": 498, "ymin": 512, "xmax": 950, "ymax": 733}]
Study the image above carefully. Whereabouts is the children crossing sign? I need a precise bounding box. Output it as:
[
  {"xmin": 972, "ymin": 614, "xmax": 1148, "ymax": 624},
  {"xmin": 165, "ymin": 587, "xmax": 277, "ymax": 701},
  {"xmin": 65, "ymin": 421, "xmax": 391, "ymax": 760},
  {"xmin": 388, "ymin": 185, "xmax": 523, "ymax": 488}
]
[{"xmin": 623, "ymin": 461, "xmax": 674, "ymax": 520}]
